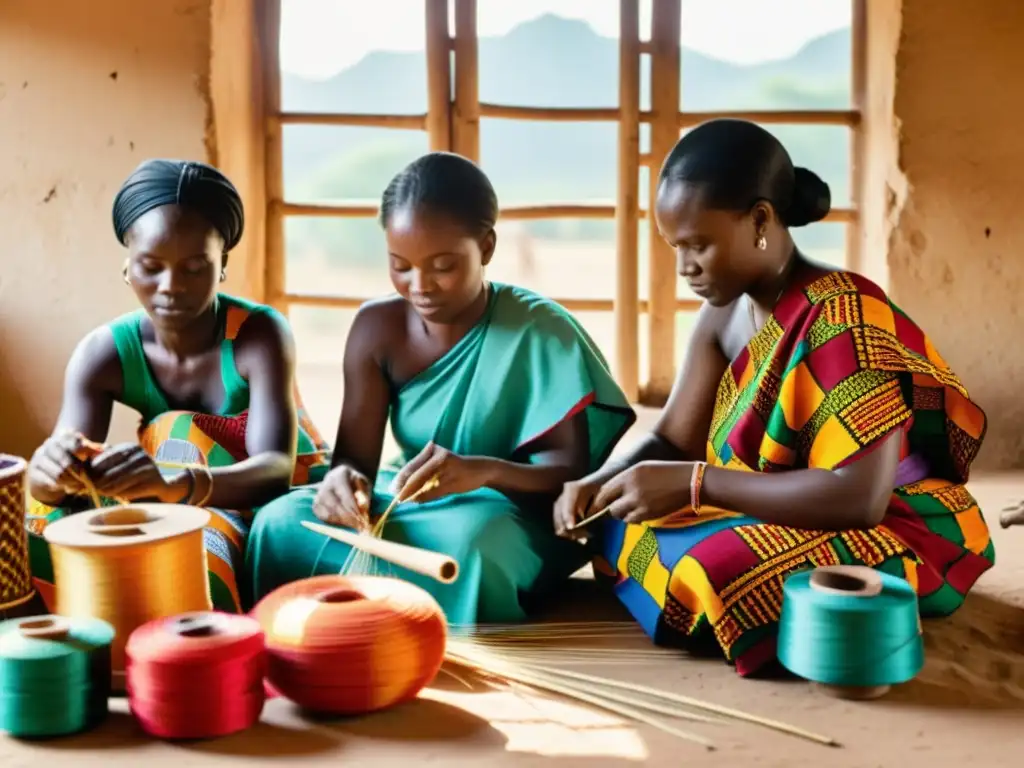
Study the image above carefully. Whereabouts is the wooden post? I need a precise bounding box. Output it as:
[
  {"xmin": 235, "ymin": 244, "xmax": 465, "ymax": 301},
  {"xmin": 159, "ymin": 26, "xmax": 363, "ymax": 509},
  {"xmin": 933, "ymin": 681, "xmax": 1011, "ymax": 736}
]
[
  {"xmin": 615, "ymin": 0, "xmax": 641, "ymax": 402},
  {"xmin": 452, "ymin": 0, "xmax": 480, "ymax": 161},
  {"xmin": 644, "ymin": 0, "xmax": 681, "ymax": 404},
  {"xmin": 259, "ymin": 0, "xmax": 286, "ymax": 315},
  {"xmin": 846, "ymin": 0, "xmax": 867, "ymax": 272},
  {"xmin": 425, "ymin": 0, "xmax": 452, "ymax": 152}
]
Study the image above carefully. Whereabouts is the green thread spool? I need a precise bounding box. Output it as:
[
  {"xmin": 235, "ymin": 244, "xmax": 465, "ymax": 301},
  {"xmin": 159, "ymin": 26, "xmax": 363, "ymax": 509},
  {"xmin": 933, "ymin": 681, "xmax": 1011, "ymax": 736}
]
[
  {"xmin": 777, "ymin": 565, "xmax": 924, "ymax": 700},
  {"xmin": 0, "ymin": 614, "xmax": 114, "ymax": 737}
]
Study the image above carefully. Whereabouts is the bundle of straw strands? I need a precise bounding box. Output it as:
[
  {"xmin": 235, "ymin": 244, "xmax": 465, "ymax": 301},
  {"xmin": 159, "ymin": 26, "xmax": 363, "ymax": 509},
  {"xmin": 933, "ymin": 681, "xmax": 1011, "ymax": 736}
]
[{"xmin": 337, "ymin": 481, "xmax": 839, "ymax": 752}]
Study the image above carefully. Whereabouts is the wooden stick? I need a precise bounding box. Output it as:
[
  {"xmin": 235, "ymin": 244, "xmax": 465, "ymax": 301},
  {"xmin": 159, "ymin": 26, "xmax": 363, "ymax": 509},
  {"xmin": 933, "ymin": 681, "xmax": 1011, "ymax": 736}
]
[
  {"xmin": 569, "ymin": 506, "xmax": 611, "ymax": 530},
  {"xmin": 452, "ymin": 0, "xmax": 480, "ymax": 161},
  {"xmin": 303, "ymin": 518, "xmax": 457, "ymax": 584}
]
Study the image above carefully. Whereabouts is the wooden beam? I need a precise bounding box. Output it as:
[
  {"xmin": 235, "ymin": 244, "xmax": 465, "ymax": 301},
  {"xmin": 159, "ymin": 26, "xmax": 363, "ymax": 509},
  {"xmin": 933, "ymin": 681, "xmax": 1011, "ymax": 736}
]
[
  {"xmin": 277, "ymin": 200, "xmax": 856, "ymax": 223},
  {"xmin": 615, "ymin": 0, "xmax": 641, "ymax": 401},
  {"xmin": 645, "ymin": 0, "xmax": 681, "ymax": 402},
  {"xmin": 452, "ymin": 0, "xmax": 480, "ymax": 160},
  {"xmin": 283, "ymin": 293, "xmax": 703, "ymax": 314},
  {"xmin": 259, "ymin": 0, "xmax": 285, "ymax": 316},
  {"xmin": 846, "ymin": 0, "xmax": 867, "ymax": 271},
  {"xmin": 424, "ymin": 0, "xmax": 452, "ymax": 151},
  {"xmin": 273, "ymin": 112, "xmax": 427, "ymax": 129},
  {"xmin": 679, "ymin": 110, "xmax": 859, "ymax": 128},
  {"xmin": 479, "ymin": 104, "xmax": 623, "ymax": 122}
]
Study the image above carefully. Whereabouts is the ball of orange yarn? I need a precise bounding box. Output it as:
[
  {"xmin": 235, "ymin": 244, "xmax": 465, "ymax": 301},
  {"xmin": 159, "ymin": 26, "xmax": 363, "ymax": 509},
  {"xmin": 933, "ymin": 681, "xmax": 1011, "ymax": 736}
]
[{"xmin": 251, "ymin": 575, "xmax": 447, "ymax": 715}]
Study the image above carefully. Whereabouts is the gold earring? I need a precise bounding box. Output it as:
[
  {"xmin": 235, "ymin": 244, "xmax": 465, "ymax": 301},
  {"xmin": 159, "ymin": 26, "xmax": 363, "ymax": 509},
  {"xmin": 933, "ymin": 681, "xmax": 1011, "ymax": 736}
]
[
  {"xmin": 220, "ymin": 269, "xmax": 227, "ymax": 282},
  {"xmin": 756, "ymin": 235, "xmax": 767, "ymax": 251},
  {"xmin": 122, "ymin": 260, "xmax": 130, "ymax": 285}
]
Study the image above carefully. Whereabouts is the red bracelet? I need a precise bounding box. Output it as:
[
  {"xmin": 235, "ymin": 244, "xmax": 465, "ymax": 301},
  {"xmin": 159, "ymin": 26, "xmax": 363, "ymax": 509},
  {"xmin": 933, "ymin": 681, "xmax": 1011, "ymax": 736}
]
[{"xmin": 690, "ymin": 462, "xmax": 708, "ymax": 515}]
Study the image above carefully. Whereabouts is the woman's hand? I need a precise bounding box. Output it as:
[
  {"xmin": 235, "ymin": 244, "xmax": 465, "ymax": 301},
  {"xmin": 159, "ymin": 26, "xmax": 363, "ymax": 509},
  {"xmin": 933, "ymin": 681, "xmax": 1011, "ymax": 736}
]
[
  {"xmin": 591, "ymin": 460, "xmax": 694, "ymax": 524},
  {"xmin": 85, "ymin": 443, "xmax": 183, "ymax": 503},
  {"xmin": 313, "ymin": 465, "xmax": 372, "ymax": 530},
  {"xmin": 553, "ymin": 476, "xmax": 603, "ymax": 539},
  {"xmin": 390, "ymin": 442, "xmax": 492, "ymax": 504},
  {"xmin": 28, "ymin": 432, "xmax": 101, "ymax": 500}
]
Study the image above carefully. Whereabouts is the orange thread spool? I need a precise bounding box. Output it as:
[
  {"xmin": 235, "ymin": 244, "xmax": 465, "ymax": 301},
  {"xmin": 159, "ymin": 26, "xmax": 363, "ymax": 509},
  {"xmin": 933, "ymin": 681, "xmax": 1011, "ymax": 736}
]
[{"xmin": 251, "ymin": 575, "xmax": 447, "ymax": 714}]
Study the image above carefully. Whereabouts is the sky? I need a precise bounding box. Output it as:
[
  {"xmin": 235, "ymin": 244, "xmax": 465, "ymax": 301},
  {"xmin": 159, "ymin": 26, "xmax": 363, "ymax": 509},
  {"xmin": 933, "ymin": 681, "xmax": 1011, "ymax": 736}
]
[{"xmin": 280, "ymin": 0, "xmax": 853, "ymax": 80}]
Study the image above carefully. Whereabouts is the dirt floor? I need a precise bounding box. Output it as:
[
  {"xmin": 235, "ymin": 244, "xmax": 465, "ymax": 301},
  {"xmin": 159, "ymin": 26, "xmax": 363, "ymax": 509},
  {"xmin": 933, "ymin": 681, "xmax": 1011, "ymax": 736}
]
[{"xmin": 3, "ymin": 420, "xmax": 1024, "ymax": 767}]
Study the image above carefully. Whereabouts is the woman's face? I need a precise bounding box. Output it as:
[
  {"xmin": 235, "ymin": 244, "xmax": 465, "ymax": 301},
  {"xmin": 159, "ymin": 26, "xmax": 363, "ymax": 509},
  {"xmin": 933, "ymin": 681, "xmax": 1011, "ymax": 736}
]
[
  {"xmin": 384, "ymin": 205, "xmax": 494, "ymax": 324},
  {"xmin": 125, "ymin": 204, "xmax": 224, "ymax": 329},
  {"xmin": 654, "ymin": 180, "xmax": 769, "ymax": 307}
]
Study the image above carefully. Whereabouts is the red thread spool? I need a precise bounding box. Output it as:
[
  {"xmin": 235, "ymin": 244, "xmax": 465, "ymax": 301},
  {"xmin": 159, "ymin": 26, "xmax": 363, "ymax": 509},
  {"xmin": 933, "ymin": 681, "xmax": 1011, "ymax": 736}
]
[
  {"xmin": 125, "ymin": 611, "xmax": 266, "ymax": 739},
  {"xmin": 251, "ymin": 575, "xmax": 447, "ymax": 715}
]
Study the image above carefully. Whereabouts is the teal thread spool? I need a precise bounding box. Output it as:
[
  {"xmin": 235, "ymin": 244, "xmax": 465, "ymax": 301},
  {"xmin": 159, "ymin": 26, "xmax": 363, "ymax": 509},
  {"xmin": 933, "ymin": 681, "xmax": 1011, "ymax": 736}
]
[
  {"xmin": 777, "ymin": 565, "xmax": 924, "ymax": 700},
  {"xmin": 0, "ymin": 614, "xmax": 115, "ymax": 737}
]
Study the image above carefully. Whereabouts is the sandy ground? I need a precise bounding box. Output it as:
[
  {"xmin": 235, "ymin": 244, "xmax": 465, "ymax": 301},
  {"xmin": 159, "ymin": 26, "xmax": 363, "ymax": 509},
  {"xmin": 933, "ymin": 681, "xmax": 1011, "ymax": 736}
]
[{"xmin": 3, "ymin": 413, "xmax": 1024, "ymax": 766}]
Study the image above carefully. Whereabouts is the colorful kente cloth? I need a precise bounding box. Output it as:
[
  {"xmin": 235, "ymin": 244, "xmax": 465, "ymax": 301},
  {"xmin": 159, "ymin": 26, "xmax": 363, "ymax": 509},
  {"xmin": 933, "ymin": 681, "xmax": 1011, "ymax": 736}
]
[
  {"xmin": 595, "ymin": 268, "xmax": 993, "ymax": 676},
  {"xmin": 247, "ymin": 283, "xmax": 636, "ymax": 623},
  {"xmin": 26, "ymin": 294, "xmax": 332, "ymax": 613}
]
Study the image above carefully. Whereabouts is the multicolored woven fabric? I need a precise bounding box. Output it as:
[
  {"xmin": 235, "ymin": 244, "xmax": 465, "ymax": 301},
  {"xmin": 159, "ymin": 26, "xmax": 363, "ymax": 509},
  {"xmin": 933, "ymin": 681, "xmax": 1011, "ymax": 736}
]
[{"xmin": 596, "ymin": 268, "xmax": 994, "ymax": 676}]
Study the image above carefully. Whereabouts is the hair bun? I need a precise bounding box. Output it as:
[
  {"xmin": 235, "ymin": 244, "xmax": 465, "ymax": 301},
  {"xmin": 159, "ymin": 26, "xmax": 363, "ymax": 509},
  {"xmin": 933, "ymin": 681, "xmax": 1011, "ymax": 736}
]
[{"xmin": 786, "ymin": 167, "xmax": 831, "ymax": 227}]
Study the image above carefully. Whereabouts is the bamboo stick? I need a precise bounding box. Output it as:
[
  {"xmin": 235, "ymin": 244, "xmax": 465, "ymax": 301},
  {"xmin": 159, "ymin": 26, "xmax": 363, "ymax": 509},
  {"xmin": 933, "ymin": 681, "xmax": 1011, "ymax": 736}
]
[
  {"xmin": 445, "ymin": 647, "xmax": 717, "ymax": 750},
  {"xmin": 259, "ymin": 0, "xmax": 285, "ymax": 315},
  {"xmin": 615, "ymin": 0, "xmax": 641, "ymax": 402},
  {"xmin": 302, "ymin": 521, "xmax": 459, "ymax": 584},
  {"xmin": 525, "ymin": 663, "xmax": 840, "ymax": 747},
  {"xmin": 424, "ymin": 0, "xmax": 452, "ymax": 152},
  {"xmin": 452, "ymin": 0, "xmax": 480, "ymax": 161},
  {"xmin": 645, "ymin": 0, "xmax": 681, "ymax": 403}
]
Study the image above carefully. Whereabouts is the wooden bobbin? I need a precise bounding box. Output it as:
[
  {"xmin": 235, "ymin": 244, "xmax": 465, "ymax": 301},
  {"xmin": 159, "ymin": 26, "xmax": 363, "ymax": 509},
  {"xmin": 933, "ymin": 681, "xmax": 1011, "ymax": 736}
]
[
  {"xmin": 168, "ymin": 612, "xmax": 226, "ymax": 638},
  {"xmin": 807, "ymin": 565, "xmax": 890, "ymax": 701},
  {"xmin": 17, "ymin": 616, "xmax": 71, "ymax": 641},
  {"xmin": 45, "ymin": 503, "xmax": 212, "ymax": 691}
]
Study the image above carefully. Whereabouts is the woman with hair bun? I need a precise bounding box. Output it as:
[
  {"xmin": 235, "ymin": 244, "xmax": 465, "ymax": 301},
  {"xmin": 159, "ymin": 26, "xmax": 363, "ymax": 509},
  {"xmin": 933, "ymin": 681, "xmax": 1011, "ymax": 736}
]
[{"xmin": 554, "ymin": 119, "xmax": 993, "ymax": 676}]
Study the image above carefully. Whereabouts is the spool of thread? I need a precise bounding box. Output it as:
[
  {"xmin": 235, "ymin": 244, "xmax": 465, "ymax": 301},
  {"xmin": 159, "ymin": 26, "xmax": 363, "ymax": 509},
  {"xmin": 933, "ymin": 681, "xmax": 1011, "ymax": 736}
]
[
  {"xmin": 777, "ymin": 565, "xmax": 925, "ymax": 700},
  {"xmin": 252, "ymin": 575, "xmax": 447, "ymax": 715},
  {"xmin": 126, "ymin": 611, "xmax": 266, "ymax": 739},
  {"xmin": 0, "ymin": 614, "xmax": 114, "ymax": 738},
  {"xmin": 0, "ymin": 455, "xmax": 36, "ymax": 617},
  {"xmin": 43, "ymin": 503, "xmax": 213, "ymax": 690}
]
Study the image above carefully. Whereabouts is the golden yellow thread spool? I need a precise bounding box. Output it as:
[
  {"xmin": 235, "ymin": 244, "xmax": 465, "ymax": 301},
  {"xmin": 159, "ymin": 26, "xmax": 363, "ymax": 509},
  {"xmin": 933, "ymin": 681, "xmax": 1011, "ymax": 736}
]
[{"xmin": 43, "ymin": 503, "xmax": 213, "ymax": 691}]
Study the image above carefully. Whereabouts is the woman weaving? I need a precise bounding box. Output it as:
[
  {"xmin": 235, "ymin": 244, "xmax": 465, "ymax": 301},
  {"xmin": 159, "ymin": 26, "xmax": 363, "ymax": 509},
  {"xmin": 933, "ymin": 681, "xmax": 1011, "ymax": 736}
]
[
  {"xmin": 25, "ymin": 159, "xmax": 331, "ymax": 613},
  {"xmin": 554, "ymin": 119, "xmax": 994, "ymax": 676},
  {"xmin": 246, "ymin": 152, "xmax": 635, "ymax": 623}
]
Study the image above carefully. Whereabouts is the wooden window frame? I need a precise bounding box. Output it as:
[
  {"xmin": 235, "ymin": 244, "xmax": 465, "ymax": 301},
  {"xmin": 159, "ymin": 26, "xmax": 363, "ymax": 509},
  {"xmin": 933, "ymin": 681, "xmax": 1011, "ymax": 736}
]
[{"xmin": 257, "ymin": 0, "xmax": 865, "ymax": 405}]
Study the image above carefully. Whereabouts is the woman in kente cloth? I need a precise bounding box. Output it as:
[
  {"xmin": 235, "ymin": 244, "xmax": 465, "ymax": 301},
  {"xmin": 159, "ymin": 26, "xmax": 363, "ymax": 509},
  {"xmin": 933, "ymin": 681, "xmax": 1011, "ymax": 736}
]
[
  {"xmin": 25, "ymin": 159, "xmax": 331, "ymax": 613},
  {"xmin": 246, "ymin": 152, "xmax": 636, "ymax": 623},
  {"xmin": 554, "ymin": 119, "xmax": 994, "ymax": 676}
]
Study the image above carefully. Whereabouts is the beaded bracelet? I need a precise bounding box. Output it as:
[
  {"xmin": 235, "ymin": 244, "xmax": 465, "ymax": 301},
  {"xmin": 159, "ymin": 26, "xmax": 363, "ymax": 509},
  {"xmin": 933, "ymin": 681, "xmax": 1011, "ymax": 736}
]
[{"xmin": 690, "ymin": 461, "xmax": 708, "ymax": 515}]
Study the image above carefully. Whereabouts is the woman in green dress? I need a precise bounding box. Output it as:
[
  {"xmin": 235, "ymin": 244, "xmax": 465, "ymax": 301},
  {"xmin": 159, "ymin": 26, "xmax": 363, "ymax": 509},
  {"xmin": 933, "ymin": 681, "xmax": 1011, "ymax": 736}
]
[
  {"xmin": 25, "ymin": 159, "xmax": 331, "ymax": 613},
  {"xmin": 246, "ymin": 152, "xmax": 636, "ymax": 624}
]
